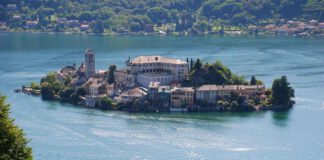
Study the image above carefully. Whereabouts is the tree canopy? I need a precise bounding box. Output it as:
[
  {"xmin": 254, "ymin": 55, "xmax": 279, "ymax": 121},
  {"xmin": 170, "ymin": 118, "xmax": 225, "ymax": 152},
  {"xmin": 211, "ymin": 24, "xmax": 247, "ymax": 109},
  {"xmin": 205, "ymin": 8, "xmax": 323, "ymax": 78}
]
[
  {"xmin": 190, "ymin": 59, "xmax": 247, "ymax": 86},
  {"xmin": 271, "ymin": 76, "xmax": 294, "ymax": 105},
  {"xmin": 1, "ymin": 0, "xmax": 323, "ymax": 32},
  {"xmin": 0, "ymin": 95, "xmax": 33, "ymax": 160}
]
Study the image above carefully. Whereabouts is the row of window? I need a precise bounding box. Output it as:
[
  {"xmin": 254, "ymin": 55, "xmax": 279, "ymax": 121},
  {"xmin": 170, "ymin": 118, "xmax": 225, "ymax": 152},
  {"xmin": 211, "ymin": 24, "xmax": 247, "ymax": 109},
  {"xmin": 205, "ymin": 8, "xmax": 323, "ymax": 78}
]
[
  {"xmin": 135, "ymin": 63, "xmax": 187, "ymax": 68},
  {"xmin": 137, "ymin": 76, "xmax": 173, "ymax": 82},
  {"xmin": 172, "ymin": 92, "xmax": 193, "ymax": 96},
  {"xmin": 142, "ymin": 69, "xmax": 172, "ymax": 73}
]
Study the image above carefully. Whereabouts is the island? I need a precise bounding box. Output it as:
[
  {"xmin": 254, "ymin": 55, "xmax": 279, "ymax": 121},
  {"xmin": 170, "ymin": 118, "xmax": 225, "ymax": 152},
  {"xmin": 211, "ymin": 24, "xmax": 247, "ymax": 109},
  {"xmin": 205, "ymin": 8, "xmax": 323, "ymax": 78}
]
[{"xmin": 19, "ymin": 49, "xmax": 295, "ymax": 112}]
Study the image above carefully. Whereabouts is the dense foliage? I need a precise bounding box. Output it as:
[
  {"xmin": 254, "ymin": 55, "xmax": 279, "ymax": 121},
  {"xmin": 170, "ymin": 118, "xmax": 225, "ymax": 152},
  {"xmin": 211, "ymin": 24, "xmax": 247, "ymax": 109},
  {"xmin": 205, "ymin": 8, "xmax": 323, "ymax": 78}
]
[
  {"xmin": 1, "ymin": 0, "xmax": 323, "ymax": 32},
  {"xmin": 190, "ymin": 59, "xmax": 247, "ymax": 86},
  {"xmin": 40, "ymin": 72, "xmax": 64, "ymax": 100},
  {"xmin": 271, "ymin": 76, "xmax": 294, "ymax": 105},
  {"xmin": 40, "ymin": 72, "xmax": 84, "ymax": 103},
  {"xmin": 0, "ymin": 95, "xmax": 33, "ymax": 160},
  {"xmin": 107, "ymin": 64, "xmax": 116, "ymax": 84},
  {"xmin": 100, "ymin": 97, "xmax": 114, "ymax": 110}
]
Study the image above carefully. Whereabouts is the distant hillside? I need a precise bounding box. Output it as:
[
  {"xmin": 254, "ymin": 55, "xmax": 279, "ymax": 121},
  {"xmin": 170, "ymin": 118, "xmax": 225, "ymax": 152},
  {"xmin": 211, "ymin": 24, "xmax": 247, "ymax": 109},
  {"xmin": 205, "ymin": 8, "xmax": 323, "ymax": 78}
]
[{"xmin": 0, "ymin": 0, "xmax": 323, "ymax": 33}]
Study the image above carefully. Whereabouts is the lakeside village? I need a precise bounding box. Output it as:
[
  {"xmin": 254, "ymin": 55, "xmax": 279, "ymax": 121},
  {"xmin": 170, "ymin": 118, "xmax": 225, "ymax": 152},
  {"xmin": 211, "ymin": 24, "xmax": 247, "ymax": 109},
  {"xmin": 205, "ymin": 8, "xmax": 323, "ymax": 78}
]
[
  {"xmin": 0, "ymin": 4, "xmax": 323, "ymax": 36},
  {"xmin": 18, "ymin": 49, "xmax": 294, "ymax": 112},
  {"xmin": 1, "ymin": 17, "xmax": 324, "ymax": 37}
]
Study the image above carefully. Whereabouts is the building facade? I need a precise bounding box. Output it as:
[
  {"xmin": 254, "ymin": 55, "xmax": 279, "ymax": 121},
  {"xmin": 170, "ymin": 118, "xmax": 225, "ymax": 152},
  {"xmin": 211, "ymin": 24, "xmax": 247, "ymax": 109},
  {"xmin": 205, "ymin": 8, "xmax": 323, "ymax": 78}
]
[
  {"xmin": 158, "ymin": 86, "xmax": 171, "ymax": 108},
  {"xmin": 170, "ymin": 87, "xmax": 194, "ymax": 108},
  {"xmin": 114, "ymin": 69, "xmax": 135, "ymax": 87},
  {"xmin": 195, "ymin": 85, "xmax": 218, "ymax": 104},
  {"xmin": 148, "ymin": 81, "xmax": 160, "ymax": 101},
  {"xmin": 196, "ymin": 84, "xmax": 266, "ymax": 104},
  {"xmin": 125, "ymin": 56, "xmax": 189, "ymax": 87}
]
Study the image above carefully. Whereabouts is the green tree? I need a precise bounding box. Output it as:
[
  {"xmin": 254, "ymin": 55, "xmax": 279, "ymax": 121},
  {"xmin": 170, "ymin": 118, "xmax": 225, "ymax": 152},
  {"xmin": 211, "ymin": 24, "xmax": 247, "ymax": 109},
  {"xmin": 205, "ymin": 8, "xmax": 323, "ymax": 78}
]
[
  {"xmin": 194, "ymin": 20, "xmax": 208, "ymax": 33},
  {"xmin": 190, "ymin": 58, "xmax": 194, "ymax": 72},
  {"xmin": 271, "ymin": 76, "xmax": 295, "ymax": 105},
  {"xmin": 30, "ymin": 82, "xmax": 41, "ymax": 90},
  {"xmin": 37, "ymin": 7, "xmax": 55, "ymax": 17},
  {"xmin": 76, "ymin": 87, "xmax": 87, "ymax": 97},
  {"xmin": 41, "ymin": 72, "xmax": 56, "ymax": 84},
  {"xmin": 194, "ymin": 58, "xmax": 202, "ymax": 71},
  {"xmin": 0, "ymin": 95, "xmax": 33, "ymax": 160},
  {"xmin": 40, "ymin": 82, "xmax": 55, "ymax": 100},
  {"xmin": 129, "ymin": 22, "xmax": 141, "ymax": 32},
  {"xmin": 59, "ymin": 88, "xmax": 75, "ymax": 100},
  {"xmin": 147, "ymin": 7, "xmax": 169, "ymax": 23},
  {"xmin": 230, "ymin": 101, "xmax": 239, "ymax": 109},
  {"xmin": 79, "ymin": 12, "xmax": 93, "ymax": 21},
  {"xmin": 250, "ymin": 76, "xmax": 257, "ymax": 85},
  {"xmin": 92, "ymin": 20, "xmax": 104, "ymax": 33},
  {"xmin": 107, "ymin": 64, "xmax": 116, "ymax": 84},
  {"xmin": 100, "ymin": 97, "xmax": 113, "ymax": 110},
  {"xmin": 64, "ymin": 76, "xmax": 72, "ymax": 86},
  {"xmin": 232, "ymin": 12, "xmax": 256, "ymax": 25},
  {"xmin": 0, "ymin": 6, "xmax": 9, "ymax": 21}
]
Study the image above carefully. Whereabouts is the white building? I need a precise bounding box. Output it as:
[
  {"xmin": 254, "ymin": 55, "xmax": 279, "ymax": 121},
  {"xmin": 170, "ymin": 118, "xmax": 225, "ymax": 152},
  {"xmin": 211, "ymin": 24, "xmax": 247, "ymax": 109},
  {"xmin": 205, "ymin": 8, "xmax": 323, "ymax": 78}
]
[{"xmin": 124, "ymin": 56, "xmax": 189, "ymax": 87}]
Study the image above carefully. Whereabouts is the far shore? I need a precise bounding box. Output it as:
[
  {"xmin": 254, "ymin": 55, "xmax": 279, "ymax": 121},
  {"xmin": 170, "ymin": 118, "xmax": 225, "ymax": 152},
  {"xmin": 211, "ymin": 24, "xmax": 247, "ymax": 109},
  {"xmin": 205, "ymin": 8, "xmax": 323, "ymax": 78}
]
[{"xmin": 2, "ymin": 30, "xmax": 324, "ymax": 39}]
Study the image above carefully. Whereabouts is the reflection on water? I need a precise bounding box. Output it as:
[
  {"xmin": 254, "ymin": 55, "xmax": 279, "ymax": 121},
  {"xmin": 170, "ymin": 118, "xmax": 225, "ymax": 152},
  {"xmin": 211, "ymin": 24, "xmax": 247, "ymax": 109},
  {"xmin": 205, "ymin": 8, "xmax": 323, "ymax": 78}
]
[{"xmin": 272, "ymin": 110, "xmax": 291, "ymax": 127}]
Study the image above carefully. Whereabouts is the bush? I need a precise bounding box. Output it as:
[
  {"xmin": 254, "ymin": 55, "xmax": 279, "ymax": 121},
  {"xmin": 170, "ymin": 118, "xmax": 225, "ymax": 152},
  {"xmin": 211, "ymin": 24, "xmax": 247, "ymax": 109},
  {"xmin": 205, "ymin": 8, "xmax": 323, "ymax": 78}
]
[
  {"xmin": 100, "ymin": 97, "xmax": 113, "ymax": 110},
  {"xmin": 30, "ymin": 82, "xmax": 41, "ymax": 90}
]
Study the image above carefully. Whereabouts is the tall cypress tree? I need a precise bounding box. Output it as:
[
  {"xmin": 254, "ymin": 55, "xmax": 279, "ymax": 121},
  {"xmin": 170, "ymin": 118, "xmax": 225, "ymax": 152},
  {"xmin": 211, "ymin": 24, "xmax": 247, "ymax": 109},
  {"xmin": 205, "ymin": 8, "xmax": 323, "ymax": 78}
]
[
  {"xmin": 190, "ymin": 58, "xmax": 194, "ymax": 71},
  {"xmin": 194, "ymin": 58, "xmax": 202, "ymax": 70},
  {"xmin": 250, "ymin": 75, "xmax": 256, "ymax": 85},
  {"xmin": 186, "ymin": 58, "xmax": 189, "ymax": 71},
  {"xmin": 0, "ymin": 95, "xmax": 33, "ymax": 160}
]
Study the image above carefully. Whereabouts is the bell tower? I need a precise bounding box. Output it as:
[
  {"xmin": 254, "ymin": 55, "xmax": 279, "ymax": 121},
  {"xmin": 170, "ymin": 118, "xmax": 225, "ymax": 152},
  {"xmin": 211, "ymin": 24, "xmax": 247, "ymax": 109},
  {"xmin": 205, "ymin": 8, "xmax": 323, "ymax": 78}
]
[{"xmin": 85, "ymin": 49, "xmax": 95, "ymax": 79}]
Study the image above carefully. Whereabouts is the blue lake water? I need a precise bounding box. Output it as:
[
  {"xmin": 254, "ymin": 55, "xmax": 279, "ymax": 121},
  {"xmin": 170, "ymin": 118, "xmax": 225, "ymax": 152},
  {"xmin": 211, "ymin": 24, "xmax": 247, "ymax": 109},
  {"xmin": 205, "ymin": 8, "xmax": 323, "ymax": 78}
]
[{"xmin": 0, "ymin": 33, "xmax": 324, "ymax": 160}]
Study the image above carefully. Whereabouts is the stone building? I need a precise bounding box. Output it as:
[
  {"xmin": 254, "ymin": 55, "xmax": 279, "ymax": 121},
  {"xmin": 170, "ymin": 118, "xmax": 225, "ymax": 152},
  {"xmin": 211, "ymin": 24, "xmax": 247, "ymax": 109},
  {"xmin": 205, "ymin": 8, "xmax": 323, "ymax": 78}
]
[{"xmin": 85, "ymin": 49, "xmax": 95, "ymax": 79}]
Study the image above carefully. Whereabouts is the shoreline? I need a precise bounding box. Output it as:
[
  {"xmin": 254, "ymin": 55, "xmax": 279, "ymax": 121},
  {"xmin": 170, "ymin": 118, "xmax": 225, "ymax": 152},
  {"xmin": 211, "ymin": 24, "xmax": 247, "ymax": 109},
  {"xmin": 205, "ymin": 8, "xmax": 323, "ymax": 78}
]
[
  {"xmin": 1, "ymin": 30, "xmax": 324, "ymax": 38},
  {"xmin": 16, "ymin": 88, "xmax": 293, "ymax": 113}
]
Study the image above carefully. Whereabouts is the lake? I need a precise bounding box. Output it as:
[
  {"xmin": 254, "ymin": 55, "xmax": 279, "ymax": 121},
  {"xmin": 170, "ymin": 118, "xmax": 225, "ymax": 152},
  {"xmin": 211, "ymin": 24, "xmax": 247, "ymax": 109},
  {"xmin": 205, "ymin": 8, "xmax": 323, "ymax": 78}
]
[{"xmin": 0, "ymin": 33, "xmax": 324, "ymax": 160}]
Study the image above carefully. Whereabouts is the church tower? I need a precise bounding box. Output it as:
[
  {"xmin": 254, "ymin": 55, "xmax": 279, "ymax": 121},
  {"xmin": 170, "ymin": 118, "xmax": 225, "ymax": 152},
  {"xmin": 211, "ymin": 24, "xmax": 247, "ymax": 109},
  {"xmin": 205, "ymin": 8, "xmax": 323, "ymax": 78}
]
[{"xmin": 85, "ymin": 49, "xmax": 95, "ymax": 79}]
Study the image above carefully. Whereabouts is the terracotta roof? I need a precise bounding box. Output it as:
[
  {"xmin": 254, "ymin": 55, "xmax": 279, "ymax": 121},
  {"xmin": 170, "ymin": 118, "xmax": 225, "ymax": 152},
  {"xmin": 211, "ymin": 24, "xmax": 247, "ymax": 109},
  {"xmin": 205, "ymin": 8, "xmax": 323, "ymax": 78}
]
[
  {"xmin": 171, "ymin": 87, "xmax": 194, "ymax": 92},
  {"xmin": 120, "ymin": 87, "xmax": 147, "ymax": 97},
  {"xmin": 60, "ymin": 66, "xmax": 76, "ymax": 76},
  {"xmin": 87, "ymin": 77, "xmax": 105, "ymax": 88},
  {"xmin": 130, "ymin": 56, "xmax": 187, "ymax": 65},
  {"xmin": 115, "ymin": 68, "xmax": 127, "ymax": 73},
  {"xmin": 196, "ymin": 85, "xmax": 265, "ymax": 91},
  {"xmin": 196, "ymin": 85, "xmax": 217, "ymax": 91}
]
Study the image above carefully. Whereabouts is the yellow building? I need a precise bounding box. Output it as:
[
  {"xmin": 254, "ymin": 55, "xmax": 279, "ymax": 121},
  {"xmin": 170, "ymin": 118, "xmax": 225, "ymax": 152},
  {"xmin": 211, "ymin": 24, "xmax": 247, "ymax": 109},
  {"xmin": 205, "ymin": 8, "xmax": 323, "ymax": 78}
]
[{"xmin": 170, "ymin": 87, "xmax": 194, "ymax": 108}]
